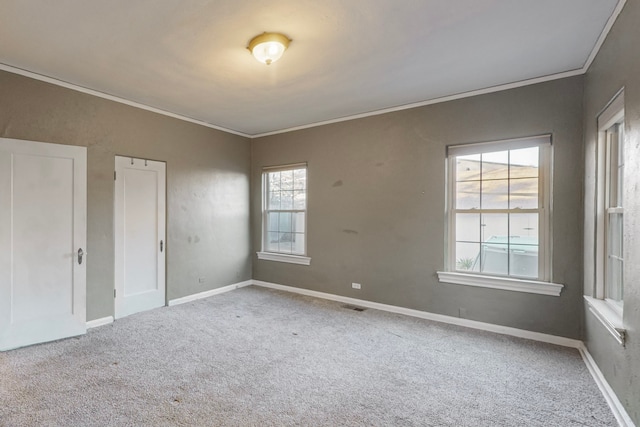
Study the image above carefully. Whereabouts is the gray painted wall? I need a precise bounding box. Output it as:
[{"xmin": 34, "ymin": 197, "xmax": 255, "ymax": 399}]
[
  {"xmin": 583, "ymin": 0, "xmax": 640, "ymax": 423},
  {"xmin": 0, "ymin": 70, "xmax": 252, "ymax": 321},
  {"xmin": 252, "ymin": 76, "xmax": 585, "ymax": 339}
]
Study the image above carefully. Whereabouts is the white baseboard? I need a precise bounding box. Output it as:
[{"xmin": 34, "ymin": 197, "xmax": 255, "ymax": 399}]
[
  {"xmin": 578, "ymin": 344, "xmax": 635, "ymax": 427},
  {"xmin": 86, "ymin": 280, "xmax": 253, "ymax": 328},
  {"xmin": 168, "ymin": 280, "xmax": 253, "ymax": 306},
  {"xmin": 86, "ymin": 316, "xmax": 114, "ymax": 329},
  {"xmin": 252, "ymin": 280, "xmax": 582, "ymax": 349}
]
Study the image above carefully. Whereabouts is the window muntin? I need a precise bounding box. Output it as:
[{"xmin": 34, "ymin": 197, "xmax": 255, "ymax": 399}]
[
  {"xmin": 448, "ymin": 136, "xmax": 551, "ymax": 281},
  {"xmin": 263, "ymin": 165, "xmax": 307, "ymax": 256}
]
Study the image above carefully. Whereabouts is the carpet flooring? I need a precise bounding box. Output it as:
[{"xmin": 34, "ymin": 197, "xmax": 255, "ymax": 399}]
[{"xmin": 0, "ymin": 285, "xmax": 617, "ymax": 426}]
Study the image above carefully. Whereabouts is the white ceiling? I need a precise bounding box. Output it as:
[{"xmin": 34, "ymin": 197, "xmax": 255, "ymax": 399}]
[{"xmin": 0, "ymin": 0, "xmax": 621, "ymax": 137}]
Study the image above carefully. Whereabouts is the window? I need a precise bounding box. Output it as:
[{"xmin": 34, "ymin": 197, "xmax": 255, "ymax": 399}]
[
  {"xmin": 257, "ymin": 163, "xmax": 310, "ymax": 265},
  {"xmin": 438, "ymin": 135, "xmax": 563, "ymax": 296},
  {"xmin": 586, "ymin": 90, "xmax": 625, "ymax": 345},
  {"xmin": 603, "ymin": 121, "xmax": 624, "ymax": 309}
]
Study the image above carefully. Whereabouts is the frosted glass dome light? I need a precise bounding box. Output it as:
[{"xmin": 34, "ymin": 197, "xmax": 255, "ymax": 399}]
[{"xmin": 248, "ymin": 32, "xmax": 291, "ymax": 65}]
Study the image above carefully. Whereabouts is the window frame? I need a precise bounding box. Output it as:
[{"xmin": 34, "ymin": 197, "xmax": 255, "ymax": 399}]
[
  {"xmin": 438, "ymin": 135, "xmax": 564, "ymax": 296},
  {"xmin": 585, "ymin": 90, "xmax": 625, "ymax": 345},
  {"xmin": 256, "ymin": 163, "xmax": 311, "ymax": 265}
]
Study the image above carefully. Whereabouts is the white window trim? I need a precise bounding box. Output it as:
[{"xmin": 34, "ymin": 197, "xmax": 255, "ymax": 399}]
[
  {"xmin": 260, "ymin": 162, "xmax": 311, "ymax": 265},
  {"xmin": 256, "ymin": 251, "xmax": 311, "ymax": 265},
  {"xmin": 437, "ymin": 271, "xmax": 563, "ymax": 296},
  {"xmin": 590, "ymin": 90, "xmax": 625, "ymax": 344},
  {"xmin": 442, "ymin": 135, "xmax": 560, "ymax": 295},
  {"xmin": 584, "ymin": 296, "xmax": 625, "ymax": 345}
]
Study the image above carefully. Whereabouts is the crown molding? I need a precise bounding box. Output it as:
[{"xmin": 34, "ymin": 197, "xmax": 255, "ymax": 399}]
[{"xmin": 0, "ymin": 62, "xmax": 252, "ymax": 138}]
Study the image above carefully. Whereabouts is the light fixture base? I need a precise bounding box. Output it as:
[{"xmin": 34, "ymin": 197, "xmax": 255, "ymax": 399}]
[{"xmin": 248, "ymin": 32, "xmax": 291, "ymax": 65}]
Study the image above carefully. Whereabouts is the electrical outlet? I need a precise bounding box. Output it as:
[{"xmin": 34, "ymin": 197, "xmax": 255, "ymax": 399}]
[
  {"xmin": 199, "ymin": 277, "xmax": 206, "ymax": 284},
  {"xmin": 352, "ymin": 282, "xmax": 361, "ymax": 290}
]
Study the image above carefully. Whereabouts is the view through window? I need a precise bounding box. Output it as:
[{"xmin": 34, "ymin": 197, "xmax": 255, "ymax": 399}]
[
  {"xmin": 263, "ymin": 165, "xmax": 307, "ymax": 255},
  {"xmin": 449, "ymin": 136, "xmax": 550, "ymax": 280}
]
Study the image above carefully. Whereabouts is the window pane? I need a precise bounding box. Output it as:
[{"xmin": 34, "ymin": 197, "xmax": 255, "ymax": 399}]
[
  {"xmin": 606, "ymin": 212, "xmax": 623, "ymax": 303},
  {"xmin": 481, "ymin": 213, "xmax": 508, "ymax": 243},
  {"xmin": 292, "ymin": 233, "xmax": 305, "ymax": 255},
  {"xmin": 268, "ymin": 171, "xmax": 281, "ymax": 192},
  {"xmin": 510, "ymin": 147, "xmax": 539, "ymax": 176},
  {"xmin": 617, "ymin": 127, "xmax": 624, "ymax": 207},
  {"xmin": 281, "ymin": 190, "xmax": 293, "ymax": 209},
  {"xmin": 482, "ymin": 151, "xmax": 508, "ymax": 180},
  {"xmin": 456, "ymin": 181, "xmax": 480, "ymax": 209},
  {"xmin": 510, "ymin": 178, "xmax": 538, "ymax": 209},
  {"xmin": 455, "ymin": 242, "xmax": 480, "ymax": 272},
  {"xmin": 509, "ymin": 246, "xmax": 538, "ymax": 278},
  {"xmin": 508, "ymin": 213, "xmax": 539, "ymax": 278},
  {"xmin": 607, "ymin": 258, "xmax": 624, "ymax": 302},
  {"xmin": 278, "ymin": 234, "xmax": 293, "ymax": 253},
  {"xmin": 293, "ymin": 212, "xmax": 306, "ymax": 233},
  {"xmin": 617, "ymin": 165, "xmax": 624, "ymax": 207},
  {"xmin": 278, "ymin": 212, "xmax": 292, "ymax": 233},
  {"xmin": 280, "ymin": 170, "xmax": 294, "ymax": 190},
  {"xmin": 481, "ymin": 179, "xmax": 508, "ymax": 209},
  {"xmin": 480, "ymin": 242, "xmax": 508, "ymax": 276},
  {"xmin": 294, "ymin": 168, "xmax": 307, "ymax": 190},
  {"xmin": 293, "ymin": 190, "xmax": 306, "ymax": 210},
  {"xmin": 268, "ymin": 191, "xmax": 281, "ymax": 210},
  {"xmin": 456, "ymin": 154, "xmax": 480, "ymax": 182},
  {"xmin": 266, "ymin": 232, "xmax": 279, "ymax": 252},
  {"xmin": 456, "ymin": 213, "xmax": 480, "ymax": 242},
  {"xmin": 608, "ymin": 212, "xmax": 623, "ymax": 258},
  {"xmin": 509, "ymin": 213, "xmax": 538, "ymax": 241},
  {"xmin": 267, "ymin": 212, "xmax": 279, "ymax": 233}
]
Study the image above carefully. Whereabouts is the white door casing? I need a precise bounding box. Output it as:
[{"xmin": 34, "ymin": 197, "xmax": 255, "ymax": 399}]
[
  {"xmin": 114, "ymin": 156, "xmax": 166, "ymax": 319},
  {"xmin": 0, "ymin": 138, "xmax": 87, "ymax": 351}
]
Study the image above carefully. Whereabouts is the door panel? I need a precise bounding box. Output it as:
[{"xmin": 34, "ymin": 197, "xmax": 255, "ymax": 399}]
[
  {"xmin": 115, "ymin": 156, "xmax": 166, "ymax": 318},
  {"xmin": 0, "ymin": 138, "xmax": 86, "ymax": 351},
  {"xmin": 124, "ymin": 168, "xmax": 158, "ymax": 296}
]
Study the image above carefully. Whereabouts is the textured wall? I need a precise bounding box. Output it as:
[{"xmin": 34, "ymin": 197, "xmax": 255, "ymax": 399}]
[
  {"xmin": 0, "ymin": 70, "xmax": 252, "ymax": 321},
  {"xmin": 252, "ymin": 76, "xmax": 584, "ymax": 339},
  {"xmin": 583, "ymin": 0, "xmax": 640, "ymax": 423}
]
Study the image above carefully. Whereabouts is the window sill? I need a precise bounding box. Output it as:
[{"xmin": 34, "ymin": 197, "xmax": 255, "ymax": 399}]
[
  {"xmin": 257, "ymin": 252, "xmax": 311, "ymax": 266},
  {"xmin": 584, "ymin": 296, "xmax": 625, "ymax": 346},
  {"xmin": 437, "ymin": 271, "xmax": 564, "ymax": 296}
]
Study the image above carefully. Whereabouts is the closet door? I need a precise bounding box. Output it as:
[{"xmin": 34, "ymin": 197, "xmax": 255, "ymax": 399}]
[
  {"xmin": 114, "ymin": 156, "xmax": 166, "ymax": 318},
  {"xmin": 0, "ymin": 138, "xmax": 86, "ymax": 351}
]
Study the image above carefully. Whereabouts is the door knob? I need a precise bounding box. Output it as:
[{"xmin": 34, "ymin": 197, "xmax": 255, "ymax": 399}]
[{"xmin": 78, "ymin": 248, "xmax": 84, "ymax": 265}]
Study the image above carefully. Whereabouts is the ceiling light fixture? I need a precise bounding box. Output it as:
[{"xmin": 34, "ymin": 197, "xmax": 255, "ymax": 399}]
[{"xmin": 248, "ymin": 32, "xmax": 291, "ymax": 65}]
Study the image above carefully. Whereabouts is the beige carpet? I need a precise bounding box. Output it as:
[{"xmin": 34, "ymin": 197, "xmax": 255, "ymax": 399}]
[{"xmin": 0, "ymin": 286, "xmax": 616, "ymax": 426}]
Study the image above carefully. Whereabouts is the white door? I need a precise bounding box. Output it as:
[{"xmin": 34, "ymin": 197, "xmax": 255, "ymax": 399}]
[
  {"xmin": 0, "ymin": 138, "xmax": 87, "ymax": 351},
  {"xmin": 114, "ymin": 156, "xmax": 166, "ymax": 318}
]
